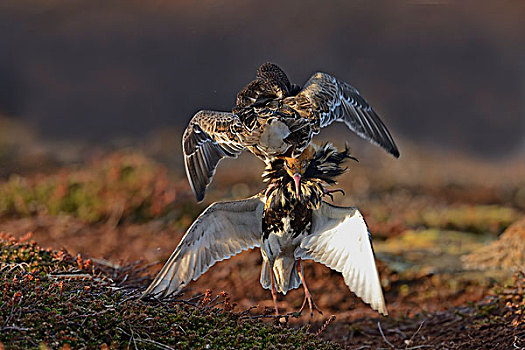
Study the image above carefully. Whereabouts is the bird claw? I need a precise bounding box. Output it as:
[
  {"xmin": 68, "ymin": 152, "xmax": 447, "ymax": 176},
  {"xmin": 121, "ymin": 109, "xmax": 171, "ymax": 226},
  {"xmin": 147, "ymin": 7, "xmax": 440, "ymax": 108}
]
[
  {"xmin": 299, "ymin": 293, "xmax": 323, "ymax": 317},
  {"xmin": 323, "ymin": 188, "xmax": 345, "ymax": 202},
  {"xmin": 324, "ymin": 192, "xmax": 334, "ymax": 201}
]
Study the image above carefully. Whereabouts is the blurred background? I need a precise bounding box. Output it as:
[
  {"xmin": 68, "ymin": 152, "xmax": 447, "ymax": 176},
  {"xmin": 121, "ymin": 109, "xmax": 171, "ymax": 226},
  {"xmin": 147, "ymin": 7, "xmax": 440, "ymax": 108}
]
[
  {"xmin": 0, "ymin": 0, "xmax": 524, "ymax": 159},
  {"xmin": 0, "ymin": 2, "xmax": 524, "ymax": 344}
]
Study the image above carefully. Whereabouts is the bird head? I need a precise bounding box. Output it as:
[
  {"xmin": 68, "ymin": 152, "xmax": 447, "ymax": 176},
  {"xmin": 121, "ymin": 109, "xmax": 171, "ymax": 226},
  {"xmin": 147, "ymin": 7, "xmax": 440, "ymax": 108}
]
[
  {"xmin": 282, "ymin": 146, "xmax": 316, "ymax": 197},
  {"xmin": 256, "ymin": 62, "xmax": 292, "ymax": 95},
  {"xmin": 262, "ymin": 143, "xmax": 356, "ymax": 209}
]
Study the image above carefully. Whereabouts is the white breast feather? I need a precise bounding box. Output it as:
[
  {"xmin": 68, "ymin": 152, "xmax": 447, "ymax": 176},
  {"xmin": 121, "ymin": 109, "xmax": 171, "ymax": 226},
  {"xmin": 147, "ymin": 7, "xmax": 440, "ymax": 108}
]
[{"xmin": 259, "ymin": 120, "xmax": 290, "ymax": 152}]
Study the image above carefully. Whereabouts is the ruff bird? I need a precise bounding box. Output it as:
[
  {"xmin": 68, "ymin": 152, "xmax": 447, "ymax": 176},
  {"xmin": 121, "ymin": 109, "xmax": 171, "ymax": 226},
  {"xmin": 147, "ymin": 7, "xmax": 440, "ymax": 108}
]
[
  {"xmin": 183, "ymin": 62, "xmax": 399, "ymax": 201},
  {"xmin": 143, "ymin": 143, "xmax": 387, "ymax": 316}
]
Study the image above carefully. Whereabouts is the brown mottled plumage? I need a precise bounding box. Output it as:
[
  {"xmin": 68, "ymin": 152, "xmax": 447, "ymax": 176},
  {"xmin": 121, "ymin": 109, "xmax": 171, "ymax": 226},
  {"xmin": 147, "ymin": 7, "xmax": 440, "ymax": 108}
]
[{"xmin": 183, "ymin": 63, "xmax": 399, "ymax": 201}]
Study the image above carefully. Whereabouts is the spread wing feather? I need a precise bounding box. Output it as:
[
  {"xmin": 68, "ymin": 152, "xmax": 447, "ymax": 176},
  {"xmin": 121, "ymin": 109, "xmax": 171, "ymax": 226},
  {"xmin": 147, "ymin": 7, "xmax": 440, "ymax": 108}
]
[
  {"xmin": 142, "ymin": 196, "xmax": 265, "ymax": 299},
  {"xmin": 292, "ymin": 72, "xmax": 400, "ymax": 158},
  {"xmin": 295, "ymin": 202, "xmax": 387, "ymax": 315},
  {"xmin": 183, "ymin": 110, "xmax": 246, "ymax": 201}
]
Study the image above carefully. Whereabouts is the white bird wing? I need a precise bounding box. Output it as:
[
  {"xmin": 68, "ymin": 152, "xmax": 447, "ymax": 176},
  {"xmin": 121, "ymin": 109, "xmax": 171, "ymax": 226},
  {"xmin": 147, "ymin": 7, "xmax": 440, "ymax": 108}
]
[
  {"xmin": 183, "ymin": 110, "xmax": 246, "ymax": 202},
  {"xmin": 142, "ymin": 196, "xmax": 265, "ymax": 299},
  {"xmin": 295, "ymin": 202, "xmax": 387, "ymax": 315}
]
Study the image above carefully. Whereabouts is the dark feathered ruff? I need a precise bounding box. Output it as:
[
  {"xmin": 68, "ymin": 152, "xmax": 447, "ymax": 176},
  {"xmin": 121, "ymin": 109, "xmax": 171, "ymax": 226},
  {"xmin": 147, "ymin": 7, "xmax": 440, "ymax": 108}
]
[{"xmin": 262, "ymin": 143, "xmax": 356, "ymax": 210}]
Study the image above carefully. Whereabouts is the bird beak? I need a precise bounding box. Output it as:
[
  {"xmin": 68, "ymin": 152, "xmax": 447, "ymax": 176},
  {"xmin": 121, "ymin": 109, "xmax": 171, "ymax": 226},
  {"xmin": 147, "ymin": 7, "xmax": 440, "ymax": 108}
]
[{"xmin": 293, "ymin": 174, "xmax": 301, "ymax": 196}]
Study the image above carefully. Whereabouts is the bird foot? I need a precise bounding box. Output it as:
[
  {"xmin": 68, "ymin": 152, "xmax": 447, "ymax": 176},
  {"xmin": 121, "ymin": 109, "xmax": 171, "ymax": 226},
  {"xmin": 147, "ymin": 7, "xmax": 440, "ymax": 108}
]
[
  {"xmin": 299, "ymin": 292, "xmax": 323, "ymax": 317},
  {"xmin": 323, "ymin": 188, "xmax": 345, "ymax": 202},
  {"xmin": 273, "ymin": 306, "xmax": 279, "ymax": 316}
]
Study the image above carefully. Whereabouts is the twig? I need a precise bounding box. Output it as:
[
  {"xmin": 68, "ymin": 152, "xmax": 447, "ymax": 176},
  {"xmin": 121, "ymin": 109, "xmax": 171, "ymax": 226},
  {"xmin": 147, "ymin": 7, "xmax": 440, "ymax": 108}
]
[
  {"xmin": 130, "ymin": 326, "xmax": 138, "ymax": 350},
  {"xmin": 1, "ymin": 326, "xmax": 32, "ymax": 332},
  {"xmin": 117, "ymin": 326, "xmax": 176, "ymax": 350},
  {"xmin": 378, "ymin": 321, "xmax": 396, "ymax": 349},
  {"xmin": 186, "ymin": 292, "xmax": 205, "ymax": 303},
  {"xmin": 79, "ymin": 309, "xmax": 116, "ymax": 327},
  {"xmin": 389, "ymin": 328, "xmax": 407, "ymax": 339},
  {"xmin": 202, "ymin": 295, "xmax": 220, "ymax": 309},
  {"xmin": 239, "ymin": 305, "xmax": 258, "ymax": 316},
  {"xmin": 239, "ymin": 314, "xmax": 285, "ymax": 320},
  {"xmin": 514, "ymin": 335, "xmax": 524, "ymax": 350},
  {"xmin": 175, "ymin": 299, "xmax": 200, "ymax": 308},
  {"xmin": 405, "ymin": 321, "xmax": 425, "ymax": 349},
  {"xmin": 133, "ymin": 338, "xmax": 175, "ymax": 350},
  {"xmin": 315, "ymin": 315, "xmax": 336, "ymax": 337},
  {"xmin": 239, "ymin": 311, "xmax": 299, "ymax": 320},
  {"xmin": 48, "ymin": 273, "xmax": 93, "ymax": 280},
  {"xmin": 1, "ymin": 262, "xmax": 30, "ymax": 273},
  {"xmin": 205, "ymin": 300, "xmax": 225, "ymax": 310}
]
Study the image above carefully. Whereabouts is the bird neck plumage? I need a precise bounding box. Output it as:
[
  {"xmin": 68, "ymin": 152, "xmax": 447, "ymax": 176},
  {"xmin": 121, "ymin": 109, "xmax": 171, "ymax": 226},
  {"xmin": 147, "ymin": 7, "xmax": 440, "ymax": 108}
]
[
  {"xmin": 262, "ymin": 143, "xmax": 355, "ymax": 212},
  {"xmin": 264, "ymin": 178, "xmax": 324, "ymax": 213}
]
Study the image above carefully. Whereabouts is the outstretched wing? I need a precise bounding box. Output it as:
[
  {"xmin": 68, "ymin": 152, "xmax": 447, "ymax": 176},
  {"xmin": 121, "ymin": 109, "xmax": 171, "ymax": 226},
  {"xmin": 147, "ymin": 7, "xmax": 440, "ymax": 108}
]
[
  {"xmin": 295, "ymin": 202, "xmax": 387, "ymax": 315},
  {"xmin": 183, "ymin": 110, "xmax": 246, "ymax": 202},
  {"xmin": 142, "ymin": 196, "xmax": 265, "ymax": 299},
  {"xmin": 290, "ymin": 72, "xmax": 399, "ymax": 158}
]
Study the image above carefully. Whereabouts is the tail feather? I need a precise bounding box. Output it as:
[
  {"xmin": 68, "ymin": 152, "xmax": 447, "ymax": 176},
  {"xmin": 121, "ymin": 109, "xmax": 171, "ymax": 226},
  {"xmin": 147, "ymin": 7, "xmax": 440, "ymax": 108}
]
[
  {"xmin": 260, "ymin": 259, "xmax": 272, "ymax": 290},
  {"xmin": 286, "ymin": 265, "xmax": 302, "ymax": 294},
  {"xmin": 273, "ymin": 257, "xmax": 302, "ymax": 295},
  {"xmin": 260, "ymin": 257, "xmax": 302, "ymax": 294}
]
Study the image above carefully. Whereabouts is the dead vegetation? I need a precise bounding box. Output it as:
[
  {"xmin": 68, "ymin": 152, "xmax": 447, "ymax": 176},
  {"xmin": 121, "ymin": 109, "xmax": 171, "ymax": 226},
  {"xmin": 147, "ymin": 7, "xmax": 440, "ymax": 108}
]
[{"xmin": 463, "ymin": 217, "xmax": 525, "ymax": 271}]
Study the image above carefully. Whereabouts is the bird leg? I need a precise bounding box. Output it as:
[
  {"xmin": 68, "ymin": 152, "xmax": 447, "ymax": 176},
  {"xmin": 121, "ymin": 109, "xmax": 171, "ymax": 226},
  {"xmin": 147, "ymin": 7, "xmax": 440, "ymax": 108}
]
[
  {"xmin": 297, "ymin": 259, "xmax": 323, "ymax": 317},
  {"xmin": 270, "ymin": 272, "xmax": 279, "ymax": 315},
  {"xmin": 322, "ymin": 188, "xmax": 345, "ymax": 202}
]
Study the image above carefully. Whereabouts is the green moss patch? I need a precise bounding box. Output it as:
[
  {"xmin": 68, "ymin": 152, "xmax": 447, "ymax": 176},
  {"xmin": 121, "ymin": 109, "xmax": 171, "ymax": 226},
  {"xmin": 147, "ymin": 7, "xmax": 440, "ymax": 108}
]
[{"xmin": 406, "ymin": 205, "xmax": 520, "ymax": 234}]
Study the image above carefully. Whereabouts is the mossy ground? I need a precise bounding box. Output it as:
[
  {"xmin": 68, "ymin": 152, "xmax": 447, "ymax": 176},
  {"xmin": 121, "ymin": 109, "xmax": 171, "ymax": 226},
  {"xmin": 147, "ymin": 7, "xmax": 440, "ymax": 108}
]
[{"xmin": 0, "ymin": 234, "xmax": 341, "ymax": 349}]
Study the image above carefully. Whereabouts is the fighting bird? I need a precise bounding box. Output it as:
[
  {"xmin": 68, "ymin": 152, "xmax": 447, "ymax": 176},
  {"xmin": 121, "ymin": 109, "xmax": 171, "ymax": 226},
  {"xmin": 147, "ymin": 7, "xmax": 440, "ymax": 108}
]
[
  {"xmin": 183, "ymin": 62, "xmax": 400, "ymax": 202},
  {"xmin": 143, "ymin": 143, "xmax": 387, "ymax": 316}
]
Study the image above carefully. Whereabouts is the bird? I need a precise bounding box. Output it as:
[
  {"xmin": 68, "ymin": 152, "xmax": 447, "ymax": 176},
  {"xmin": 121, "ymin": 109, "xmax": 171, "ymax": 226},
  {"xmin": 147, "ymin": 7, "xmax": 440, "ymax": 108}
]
[
  {"xmin": 142, "ymin": 143, "xmax": 387, "ymax": 317},
  {"xmin": 183, "ymin": 62, "xmax": 400, "ymax": 202}
]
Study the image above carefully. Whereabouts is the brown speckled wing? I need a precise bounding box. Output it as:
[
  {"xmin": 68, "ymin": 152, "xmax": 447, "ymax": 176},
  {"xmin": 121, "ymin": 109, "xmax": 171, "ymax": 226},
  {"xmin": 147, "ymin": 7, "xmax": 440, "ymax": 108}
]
[
  {"xmin": 183, "ymin": 110, "xmax": 245, "ymax": 202},
  {"xmin": 288, "ymin": 72, "xmax": 400, "ymax": 158}
]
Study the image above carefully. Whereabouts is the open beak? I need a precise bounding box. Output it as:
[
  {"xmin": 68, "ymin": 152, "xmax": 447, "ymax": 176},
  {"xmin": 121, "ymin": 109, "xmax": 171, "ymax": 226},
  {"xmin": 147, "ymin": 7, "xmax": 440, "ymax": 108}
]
[{"xmin": 293, "ymin": 174, "xmax": 301, "ymax": 197}]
